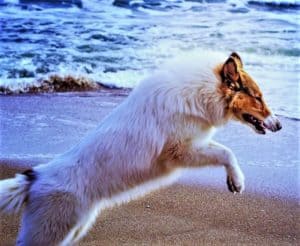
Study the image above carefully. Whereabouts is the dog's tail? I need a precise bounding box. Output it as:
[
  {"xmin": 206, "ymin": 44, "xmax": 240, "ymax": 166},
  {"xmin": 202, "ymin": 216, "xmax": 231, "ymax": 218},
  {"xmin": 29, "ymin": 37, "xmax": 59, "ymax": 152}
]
[{"xmin": 0, "ymin": 169, "xmax": 35, "ymax": 214}]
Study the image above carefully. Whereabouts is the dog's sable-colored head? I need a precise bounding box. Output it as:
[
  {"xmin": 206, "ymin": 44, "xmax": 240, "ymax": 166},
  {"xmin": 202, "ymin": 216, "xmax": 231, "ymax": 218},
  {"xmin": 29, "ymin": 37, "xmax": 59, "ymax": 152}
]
[{"xmin": 220, "ymin": 52, "xmax": 282, "ymax": 134}]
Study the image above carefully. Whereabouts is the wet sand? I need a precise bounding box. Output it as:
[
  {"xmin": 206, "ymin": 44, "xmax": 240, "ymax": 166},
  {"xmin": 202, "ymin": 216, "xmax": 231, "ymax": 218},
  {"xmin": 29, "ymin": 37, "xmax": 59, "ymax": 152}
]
[{"xmin": 0, "ymin": 91, "xmax": 299, "ymax": 245}]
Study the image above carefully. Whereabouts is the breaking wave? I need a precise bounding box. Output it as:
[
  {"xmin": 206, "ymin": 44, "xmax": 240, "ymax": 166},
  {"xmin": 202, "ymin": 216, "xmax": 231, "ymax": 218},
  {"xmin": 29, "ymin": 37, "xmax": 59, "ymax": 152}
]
[{"xmin": 0, "ymin": 75, "xmax": 111, "ymax": 94}]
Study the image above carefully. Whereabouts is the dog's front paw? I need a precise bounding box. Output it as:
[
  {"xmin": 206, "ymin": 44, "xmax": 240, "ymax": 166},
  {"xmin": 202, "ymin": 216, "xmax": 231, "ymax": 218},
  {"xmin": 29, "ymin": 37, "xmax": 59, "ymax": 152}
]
[{"xmin": 226, "ymin": 169, "xmax": 245, "ymax": 194}]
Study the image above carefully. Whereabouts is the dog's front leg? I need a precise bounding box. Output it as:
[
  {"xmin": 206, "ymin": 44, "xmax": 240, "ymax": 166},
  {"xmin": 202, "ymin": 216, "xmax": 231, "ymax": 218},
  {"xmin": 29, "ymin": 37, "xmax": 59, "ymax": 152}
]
[{"xmin": 181, "ymin": 140, "xmax": 245, "ymax": 193}]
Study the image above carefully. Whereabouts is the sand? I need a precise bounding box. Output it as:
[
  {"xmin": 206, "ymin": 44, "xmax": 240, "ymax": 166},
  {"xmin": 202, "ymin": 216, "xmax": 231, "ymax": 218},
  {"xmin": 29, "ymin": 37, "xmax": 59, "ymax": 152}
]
[{"xmin": 0, "ymin": 91, "xmax": 299, "ymax": 245}]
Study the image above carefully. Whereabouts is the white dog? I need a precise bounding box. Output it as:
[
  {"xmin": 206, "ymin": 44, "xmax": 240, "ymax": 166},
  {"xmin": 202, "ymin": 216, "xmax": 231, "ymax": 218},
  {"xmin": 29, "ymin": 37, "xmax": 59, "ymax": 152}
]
[{"xmin": 0, "ymin": 51, "xmax": 281, "ymax": 245}]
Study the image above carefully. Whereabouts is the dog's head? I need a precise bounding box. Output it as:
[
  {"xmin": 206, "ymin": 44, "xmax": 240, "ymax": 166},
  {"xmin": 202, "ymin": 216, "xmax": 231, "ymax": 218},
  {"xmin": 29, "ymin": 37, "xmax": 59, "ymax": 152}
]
[{"xmin": 220, "ymin": 52, "xmax": 282, "ymax": 134}]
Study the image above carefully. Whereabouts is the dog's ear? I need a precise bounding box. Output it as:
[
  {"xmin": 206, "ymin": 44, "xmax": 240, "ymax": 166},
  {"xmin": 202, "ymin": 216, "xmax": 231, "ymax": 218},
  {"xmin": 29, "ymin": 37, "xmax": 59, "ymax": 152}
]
[
  {"xmin": 230, "ymin": 52, "xmax": 243, "ymax": 68},
  {"xmin": 222, "ymin": 52, "xmax": 243, "ymax": 85}
]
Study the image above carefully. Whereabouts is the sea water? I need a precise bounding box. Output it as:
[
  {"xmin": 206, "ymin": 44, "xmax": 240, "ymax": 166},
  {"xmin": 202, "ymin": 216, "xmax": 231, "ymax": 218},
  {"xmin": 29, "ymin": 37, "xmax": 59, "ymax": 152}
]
[{"xmin": 0, "ymin": 0, "xmax": 299, "ymax": 118}]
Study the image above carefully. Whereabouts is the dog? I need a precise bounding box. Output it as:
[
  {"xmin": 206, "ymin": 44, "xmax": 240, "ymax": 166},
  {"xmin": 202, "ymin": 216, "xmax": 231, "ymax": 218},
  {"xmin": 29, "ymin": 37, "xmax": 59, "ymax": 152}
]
[{"xmin": 0, "ymin": 51, "xmax": 281, "ymax": 245}]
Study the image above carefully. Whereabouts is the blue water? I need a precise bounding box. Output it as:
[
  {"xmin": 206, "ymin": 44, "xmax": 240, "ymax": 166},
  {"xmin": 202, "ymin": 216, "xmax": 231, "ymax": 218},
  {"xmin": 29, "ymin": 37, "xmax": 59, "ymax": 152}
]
[{"xmin": 0, "ymin": 0, "xmax": 299, "ymax": 118}]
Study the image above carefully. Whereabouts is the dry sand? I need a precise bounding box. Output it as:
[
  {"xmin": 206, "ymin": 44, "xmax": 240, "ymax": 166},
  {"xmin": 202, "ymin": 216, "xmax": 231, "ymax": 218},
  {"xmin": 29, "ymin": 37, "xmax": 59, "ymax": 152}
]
[
  {"xmin": 0, "ymin": 162, "xmax": 298, "ymax": 245},
  {"xmin": 0, "ymin": 91, "xmax": 299, "ymax": 245}
]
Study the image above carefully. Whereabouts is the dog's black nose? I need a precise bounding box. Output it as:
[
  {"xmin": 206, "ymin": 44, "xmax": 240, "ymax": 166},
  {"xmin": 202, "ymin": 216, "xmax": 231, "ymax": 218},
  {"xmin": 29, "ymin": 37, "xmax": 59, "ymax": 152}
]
[
  {"xmin": 276, "ymin": 121, "xmax": 282, "ymax": 131},
  {"xmin": 263, "ymin": 115, "xmax": 282, "ymax": 132}
]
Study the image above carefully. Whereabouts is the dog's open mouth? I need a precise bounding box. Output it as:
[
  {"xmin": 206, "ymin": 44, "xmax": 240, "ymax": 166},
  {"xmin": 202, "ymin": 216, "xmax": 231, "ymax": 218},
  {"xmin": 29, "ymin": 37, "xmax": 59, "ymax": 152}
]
[{"xmin": 242, "ymin": 113, "xmax": 266, "ymax": 134}]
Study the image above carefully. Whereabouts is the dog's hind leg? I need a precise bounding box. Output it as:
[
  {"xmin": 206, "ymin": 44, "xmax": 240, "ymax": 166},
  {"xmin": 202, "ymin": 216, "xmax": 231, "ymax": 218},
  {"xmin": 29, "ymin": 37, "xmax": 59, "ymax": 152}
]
[
  {"xmin": 60, "ymin": 203, "xmax": 102, "ymax": 246},
  {"xmin": 16, "ymin": 190, "xmax": 80, "ymax": 246}
]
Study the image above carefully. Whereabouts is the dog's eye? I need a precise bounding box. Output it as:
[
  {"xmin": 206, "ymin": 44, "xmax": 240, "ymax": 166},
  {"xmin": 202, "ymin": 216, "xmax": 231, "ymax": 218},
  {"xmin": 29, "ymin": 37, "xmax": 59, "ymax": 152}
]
[{"xmin": 229, "ymin": 82, "xmax": 241, "ymax": 91}]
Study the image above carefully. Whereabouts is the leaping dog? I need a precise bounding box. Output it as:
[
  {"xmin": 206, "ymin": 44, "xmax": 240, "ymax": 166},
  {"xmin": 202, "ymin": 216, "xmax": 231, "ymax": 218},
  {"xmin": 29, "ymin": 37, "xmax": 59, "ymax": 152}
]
[{"xmin": 0, "ymin": 52, "xmax": 281, "ymax": 245}]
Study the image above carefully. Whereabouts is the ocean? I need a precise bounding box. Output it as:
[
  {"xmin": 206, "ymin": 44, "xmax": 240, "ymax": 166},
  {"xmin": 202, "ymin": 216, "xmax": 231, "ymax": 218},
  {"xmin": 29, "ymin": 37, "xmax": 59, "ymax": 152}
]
[{"xmin": 0, "ymin": 0, "xmax": 299, "ymax": 118}]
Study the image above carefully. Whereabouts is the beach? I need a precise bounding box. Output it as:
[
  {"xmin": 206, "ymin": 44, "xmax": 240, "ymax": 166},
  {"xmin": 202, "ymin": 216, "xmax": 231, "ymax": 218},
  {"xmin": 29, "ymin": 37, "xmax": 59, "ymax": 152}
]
[
  {"xmin": 0, "ymin": 0, "xmax": 299, "ymax": 245},
  {"xmin": 0, "ymin": 91, "xmax": 299, "ymax": 245}
]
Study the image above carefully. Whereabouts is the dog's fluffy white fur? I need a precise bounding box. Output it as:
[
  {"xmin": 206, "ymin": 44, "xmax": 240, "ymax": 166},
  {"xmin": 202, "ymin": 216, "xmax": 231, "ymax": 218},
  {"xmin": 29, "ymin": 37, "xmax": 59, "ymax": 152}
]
[{"xmin": 0, "ymin": 52, "xmax": 247, "ymax": 245}]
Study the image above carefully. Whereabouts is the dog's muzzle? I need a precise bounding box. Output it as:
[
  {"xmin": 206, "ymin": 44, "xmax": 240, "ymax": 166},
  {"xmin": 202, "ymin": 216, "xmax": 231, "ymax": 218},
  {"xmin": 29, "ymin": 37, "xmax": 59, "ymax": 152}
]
[{"xmin": 263, "ymin": 114, "xmax": 282, "ymax": 132}]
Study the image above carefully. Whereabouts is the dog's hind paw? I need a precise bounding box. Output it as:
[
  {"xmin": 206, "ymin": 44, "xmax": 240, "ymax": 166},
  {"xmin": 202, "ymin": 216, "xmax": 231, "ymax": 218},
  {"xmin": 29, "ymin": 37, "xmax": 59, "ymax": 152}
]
[{"xmin": 226, "ymin": 172, "xmax": 245, "ymax": 194}]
